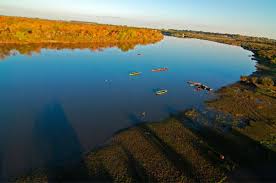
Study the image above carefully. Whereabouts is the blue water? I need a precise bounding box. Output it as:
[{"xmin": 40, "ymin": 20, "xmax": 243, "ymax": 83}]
[{"xmin": 0, "ymin": 36, "xmax": 256, "ymax": 178}]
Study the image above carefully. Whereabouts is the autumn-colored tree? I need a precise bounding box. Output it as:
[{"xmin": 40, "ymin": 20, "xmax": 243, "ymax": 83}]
[{"xmin": 0, "ymin": 16, "xmax": 163, "ymax": 44}]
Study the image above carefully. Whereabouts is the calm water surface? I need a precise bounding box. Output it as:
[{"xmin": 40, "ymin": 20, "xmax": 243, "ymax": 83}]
[{"xmin": 0, "ymin": 37, "xmax": 256, "ymax": 178}]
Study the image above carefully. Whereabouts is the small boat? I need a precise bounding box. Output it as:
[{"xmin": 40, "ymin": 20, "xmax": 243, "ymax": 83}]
[
  {"xmin": 152, "ymin": 68, "xmax": 169, "ymax": 72},
  {"xmin": 187, "ymin": 81, "xmax": 202, "ymax": 87},
  {"xmin": 201, "ymin": 84, "xmax": 213, "ymax": 91},
  {"xmin": 155, "ymin": 89, "xmax": 168, "ymax": 95},
  {"xmin": 129, "ymin": 72, "xmax": 141, "ymax": 76},
  {"xmin": 187, "ymin": 81, "xmax": 213, "ymax": 92}
]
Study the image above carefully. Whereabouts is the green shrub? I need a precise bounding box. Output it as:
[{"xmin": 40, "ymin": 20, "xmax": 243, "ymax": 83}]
[
  {"xmin": 258, "ymin": 77, "xmax": 274, "ymax": 87},
  {"xmin": 15, "ymin": 31, "xmax": 27, "ymax": 40},
  {"xmin": 250, "ymin": 77, "xmax": 258, "ymax": 84},
  {"xmin": 240, "ymin": 76, "xmax": 250, "ymax": 83},
  {"xmin": 271, "ymin": 58, "xmax": 276, "ymax": 64}
]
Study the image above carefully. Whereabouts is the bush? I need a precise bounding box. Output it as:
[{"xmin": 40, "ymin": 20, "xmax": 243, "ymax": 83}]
[
  {"xmin": 240, "ymin": 76, "xmax": 249, "ymax": 83},
  {"xmin": 0, "ymin": 16, "xmax": 164, "ymax": 43},
  {"xmin": 15, "ymin": 31, "xmax": 27, "ymax": 40},
  {"xmin": 271, "ymin": 58, "xmax": 276, "ymax": 64},
  {"xmin": 258, "ymin": 77, "xmax": 274, "ymax": 87},
  {"xmin": 250, "ymin": 77, "xmax": 258, "ymax": 84}
]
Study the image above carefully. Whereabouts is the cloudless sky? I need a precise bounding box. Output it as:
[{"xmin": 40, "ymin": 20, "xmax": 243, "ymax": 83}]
[{"xmin": 0, "ymin": 0, "xmax": 275, "ymax": 38}]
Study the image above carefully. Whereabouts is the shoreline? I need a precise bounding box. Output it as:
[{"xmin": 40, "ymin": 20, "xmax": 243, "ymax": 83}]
[
  {"xmin": 0, "ymin": 40, "xmax": 162, "ymax": 44},
  {"xmin": 162, "ymin": 30, "xmax": 276, "ymax": 65},
  {"xmin": 0, "ymin": 16, "xmax": 163, "ymax": 45}
]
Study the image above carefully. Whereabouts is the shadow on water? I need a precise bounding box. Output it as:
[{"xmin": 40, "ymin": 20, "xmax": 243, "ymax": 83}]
[
  {"xmin": 165, "ymin": 105, "xmax": 180, "ymax": 117},
  {"xmin": 32, "ymin": 101, "xmax": 91, "ymax": 181},
  {"xmin": 34, "ymin": 101, "xmax": 83, "ymax": 166},
  {"xmin": 0, "ymin": 150, "xmax": 3, "ymax": 180},
  {"xmin": 0, "ymin": 127, "xmax": 7, "ymax": 181},
  {"xmin": 128, "ymin": 113, "xmax": 144, "ymax": 125}
]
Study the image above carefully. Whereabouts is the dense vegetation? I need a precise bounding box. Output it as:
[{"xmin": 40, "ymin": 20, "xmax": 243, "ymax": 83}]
[{"xmin": 0, "ymin": 16, "xmax": 163, "ymax": 44}]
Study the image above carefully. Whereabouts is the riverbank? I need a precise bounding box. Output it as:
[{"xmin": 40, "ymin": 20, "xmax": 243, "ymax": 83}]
[{"xmin": 0, "ymin": 16, "xmax": 163, "ymax": 44}]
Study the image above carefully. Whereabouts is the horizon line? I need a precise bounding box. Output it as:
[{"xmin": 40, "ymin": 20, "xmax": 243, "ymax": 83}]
[{"xmin": 1, "ymin": 14, "xmax": 275, "ymax": 41}]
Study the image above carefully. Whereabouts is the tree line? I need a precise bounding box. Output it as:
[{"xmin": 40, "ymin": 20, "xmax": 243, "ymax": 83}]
[{"xmin": 0, "ymin": 16, "xmax": 163, "ymax": 44}]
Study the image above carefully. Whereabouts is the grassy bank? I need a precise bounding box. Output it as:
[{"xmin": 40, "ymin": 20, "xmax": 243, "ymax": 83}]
[{"xmin": 0, "ymin": 16, "xmax": 163, "ymax": 44}]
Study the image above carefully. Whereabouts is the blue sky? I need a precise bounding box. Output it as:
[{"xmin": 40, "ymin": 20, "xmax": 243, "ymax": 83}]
[{"xmin": 0, "ymin": 0, "xmax": 275, "ymax": 38}]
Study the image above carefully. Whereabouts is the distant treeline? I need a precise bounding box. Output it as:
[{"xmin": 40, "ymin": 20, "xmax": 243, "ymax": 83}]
[
  {"xmin": 0, "ymin": 16, "xmax": 163, "ymax": 44},
  {"xmin": 162, "ymin": 29, "xmax": 276, "ymax": 64}
]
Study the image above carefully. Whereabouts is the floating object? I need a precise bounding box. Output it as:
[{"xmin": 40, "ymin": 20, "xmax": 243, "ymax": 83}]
[
  {"xmin": 155, "ymin": 89, "xmax": 168, "ymax": 95},
  {"xmin": 187, "ymin": 81, "xmax": 213, "ymax": 92},
  {"xmin": 141, "ymin": 112, "xmax": 146, "ymax": 117},
  {"xmin": 187, "ymin": 81, "xmax": 202, "ymax": 87},
  {"xmin": 152, "ymin": 68, "xmax": 169, "ymax": 72},
  {"xmin": 137, "ymin": 53, "xmax": 142, "ymax": 56},
  {"xmin": 129, "ymin": 72, "xmax": 141, "ymax": 76},
  {"xmin": 202, "ymin": 85, "xmax": 213, "ymax": 91},
  {"xmin": 104, "ymin": 79, "xmax": 112, "ymax": 83}
]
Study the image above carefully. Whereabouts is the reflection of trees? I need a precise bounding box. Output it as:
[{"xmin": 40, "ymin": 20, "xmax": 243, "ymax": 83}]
[{"xmin": 0, "ymin": 40, "xmax": 160, "ymax": 60}]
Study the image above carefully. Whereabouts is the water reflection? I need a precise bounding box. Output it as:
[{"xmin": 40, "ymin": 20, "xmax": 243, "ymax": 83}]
[
  {"xmin": 0, "ymin": 40, "xmax": 160, "ymax": 60},
  {"xmin": 128, "ymin": 113, "xmax": 144, "ymax": 125},
  {"xmin": 164, "ymin": 105, "xmax": 179, "ymax": 116}
]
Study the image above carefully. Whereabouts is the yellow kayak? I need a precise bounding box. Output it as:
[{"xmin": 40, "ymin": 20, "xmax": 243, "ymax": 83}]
[
  {"xmin": 155, "ymin": 90, "xmax": 168, "ymax": 95},
  {"xmin": 129, "ymin": 72, "xmax": 141, "ymax": 76}
]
